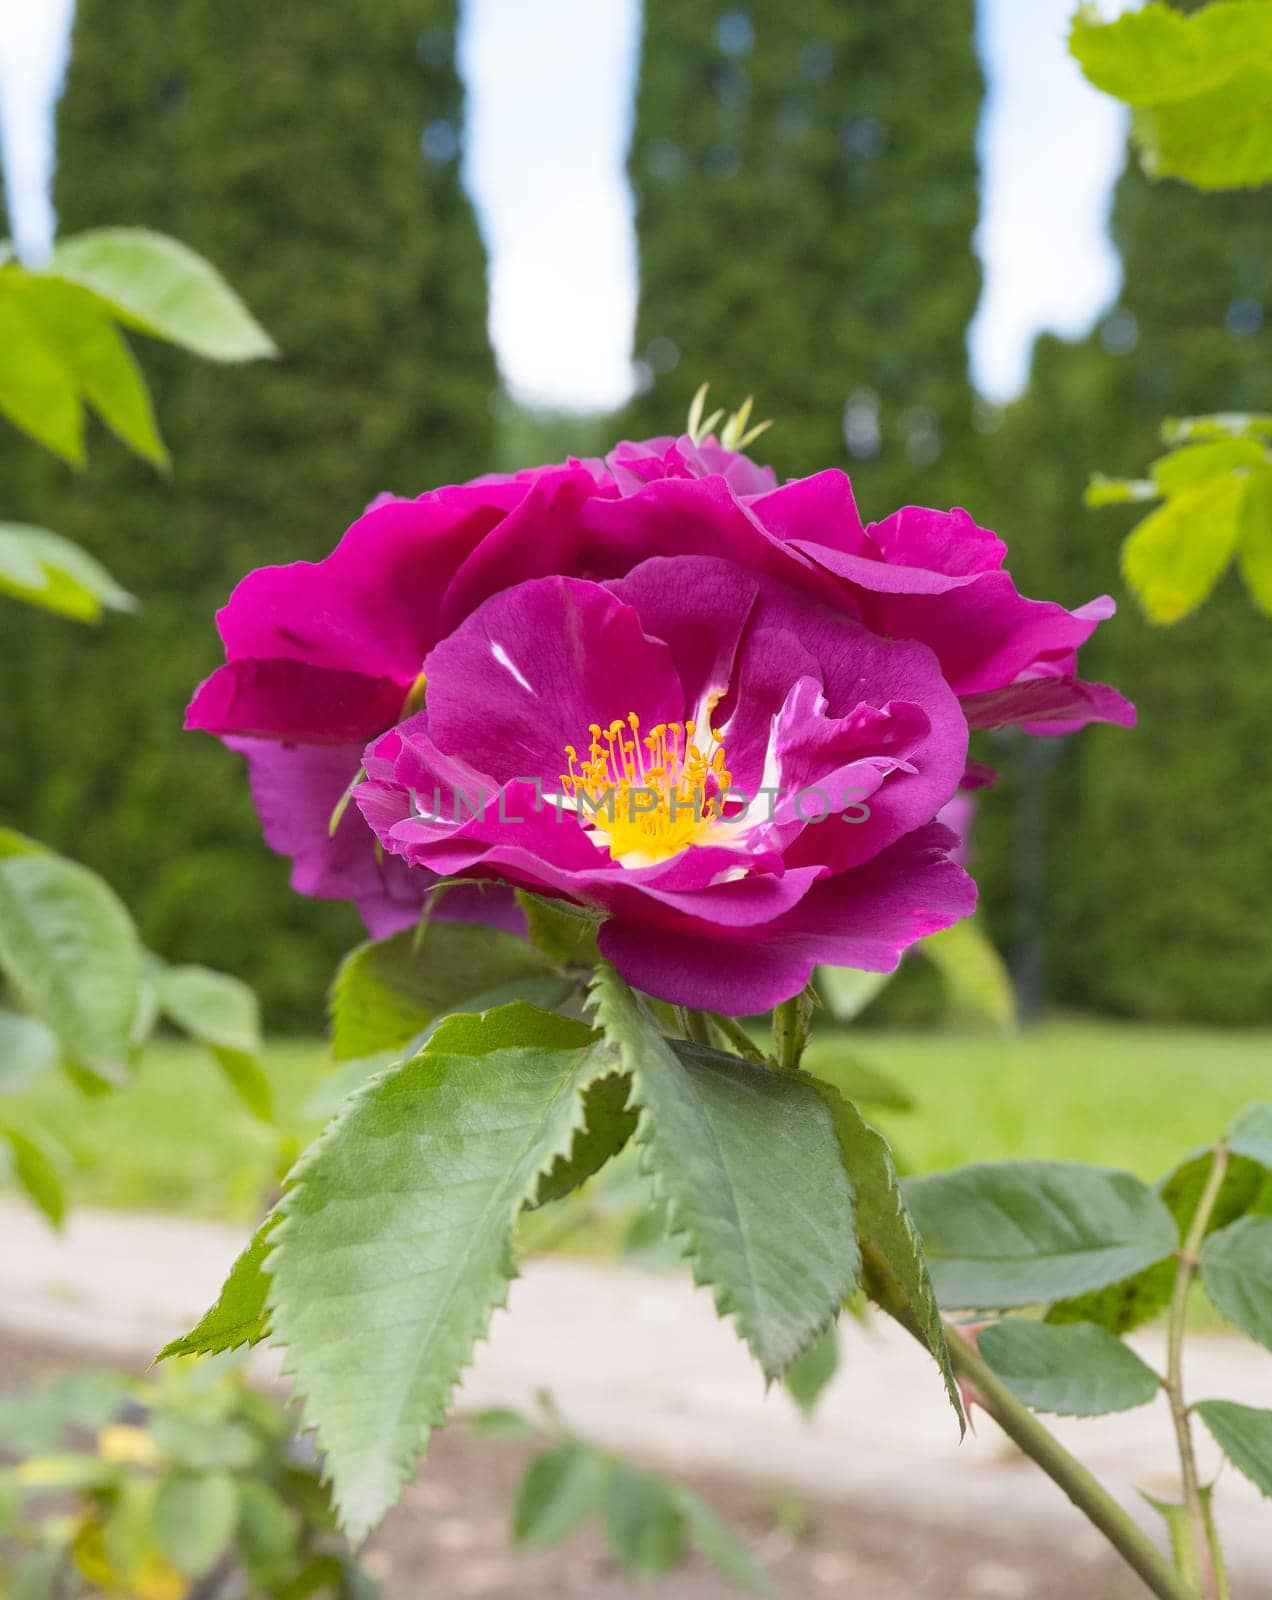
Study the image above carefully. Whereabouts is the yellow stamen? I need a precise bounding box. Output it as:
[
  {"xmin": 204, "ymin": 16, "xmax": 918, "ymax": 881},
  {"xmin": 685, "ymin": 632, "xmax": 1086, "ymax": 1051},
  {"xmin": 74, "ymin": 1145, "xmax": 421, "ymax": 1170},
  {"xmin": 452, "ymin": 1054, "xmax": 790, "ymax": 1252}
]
[{"xmin": 562, "ymin": 711, "xmax": 732, "ymax": 864}]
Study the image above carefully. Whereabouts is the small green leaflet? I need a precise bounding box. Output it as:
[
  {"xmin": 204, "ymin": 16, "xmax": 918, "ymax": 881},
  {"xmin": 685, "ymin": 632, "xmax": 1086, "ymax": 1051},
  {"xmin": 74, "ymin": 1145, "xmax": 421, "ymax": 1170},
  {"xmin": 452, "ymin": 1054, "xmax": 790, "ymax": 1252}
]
[
  {"xmin": 1194, "ymin": 1400, "xmax": 1272, "ymax": 1497},
  {"xmin": 977, "ymin": 1319, "xmax": 1160, "ymax": 1417},
  {"xmin": 0, "ymin": 522, "xmax": 135, "ymax": 622},
  {"xmin": 157, "ymin": 1220, "xmax": 276, "ymax": 1361},
  {"xmin": 1199, "ymin": 1214, "xmax": 1272, "ymax": 1349}
]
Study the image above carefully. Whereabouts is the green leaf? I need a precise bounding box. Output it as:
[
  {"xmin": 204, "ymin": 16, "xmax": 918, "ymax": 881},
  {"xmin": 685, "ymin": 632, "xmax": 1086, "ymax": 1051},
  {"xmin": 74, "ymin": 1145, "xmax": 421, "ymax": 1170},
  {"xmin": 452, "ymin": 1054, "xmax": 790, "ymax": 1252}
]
[
  {"xmin": 677, "ymin": 1487, "xmax": 772, "ymax": 1593},
  {"xmin": 236, "ymin": 1479, "xmax": 298, "ymax": 1586},
  {"xmin": 330, "ymin": 922, "xmax": 565, "ymax": 1063},
  {"xmin": 532, "ymin": 1071, "xmax": 637, "ymax": 1207},
  {"xmin": 783, "ymin": 1321, "xmax": 839, "ymax": 1418},
  {"xmin": 156, "ymin": 963, "xmax": 271, "ymax": 1121},
  {"xmin": 1150, "ymin": 437, "xmax": 1266, "ymax": 494},
  {"xmin": 1071, "ymin": 1, "xmax": 1272, "ymax": 187},
  {"xmin": 902, "ymin": 1162, "xmax": 1178, "ymax": 1310},
  {"xmin": 1199, "ymin": 1214, "xmax": 1272, "ymax": 1348},
  {"xmin": 6, "ymin": 1550, "xmax": 62, "ymax": 1600},
  {"xmin": 1237, "ymin": 468, "xmax": 1272, "ymax": 615},
  {"xmin": 1122, "ymin": 474, "xmax": 1247, "ymax": 625},
  {"xmin": 1048, "ymin": 1147, "xmax": 1267, "ymax": 1334},
  {"xmin": 0, "ymin": 522, "xmax": 135, "ymax": 622},
  {"xmin": 152, "ymin": 1469, "xmax": 240, "ymax": 1577},
  {"xmin": 1228, "ymin": 1103, "xmax": 1272, "ymax": 1167},
  {"xmin": 602, "ymin": 1461, "xmax": 686, "ymax": 1578},
  {"xmin": 15, "ymin": 275, "xmax": 168, "ymax": 468},
  {"xmin": 817, "ymin": 964, "xmax": 892, "ymax": 1022},
  {"xmin": 0, "ymin": 1008, "xmax": 61, "ymax": 1093},
  {"xmin": 815, "ymin": 1088, "xmax": 962, "ymax": 1427},
  {"xmin": 512, "ymin": 1442, "xmax": 605, "ymax": 1547},
  {"xmin": 1084, "ymin": 474, "xmax": 1158, "ymax": 508},
  {"xmin": 0, "ymin": 1126, "xmax": 67, "ymax": 1227},
  {"xmin": 1194, "ymin": 1400, "xmax": 1272, "ymax": 1497},
  {"xmin": 48, "ymin": 228, "xmax": 276, "ymax": 362},
  {"xmin": 468, "ymin": 1407, "xmax": 537, "ymax": 1441},
  {"xmin": 1163, "ymin": 412, "xmax": 1272, "ymax": 445},
  {"xmin": 157, "ymin": 1219, "xmax": 275, "ymax": 1361},
  {"xmin": 0, "ymin": 850, "xmax": 141, "ymax": 1083},
  {"xmin": 149, "ymin": 1413, "xmax": 261, "ymax": 1473},
  {"xmin": 588, "ymin": 964, "xmax": 859, "ymax": 1379},
  {"xmin": 921, "ymin": 918, "xmax": 1015, "ymax": 1028},
  {"xmin": 0, "ymin": 288, "xmax": 82, "ymax": 463},
  {"xmin": 0, "ymin": 1370, "xmax": 131, "ymax": 1452},
  {"xmin": 517, "ymin": 890, "xmax": 601, "ymax": 967},
  {"xmin": 266, "ymin": 1025, "xmax": 617, "ymax": 1537},
  {"xmin": 978, "ymin": 1319, "xmax": 1160, "ymax": 1417}
]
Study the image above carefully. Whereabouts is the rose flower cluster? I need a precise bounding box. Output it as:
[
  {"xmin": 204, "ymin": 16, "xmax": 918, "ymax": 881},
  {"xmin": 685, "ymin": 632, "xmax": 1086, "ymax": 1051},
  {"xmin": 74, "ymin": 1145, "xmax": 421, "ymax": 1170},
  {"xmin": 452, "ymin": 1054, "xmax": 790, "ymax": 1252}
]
[{"xmin": 187, "ymin": 431, "xmax": 1132, "ymax": 1014}]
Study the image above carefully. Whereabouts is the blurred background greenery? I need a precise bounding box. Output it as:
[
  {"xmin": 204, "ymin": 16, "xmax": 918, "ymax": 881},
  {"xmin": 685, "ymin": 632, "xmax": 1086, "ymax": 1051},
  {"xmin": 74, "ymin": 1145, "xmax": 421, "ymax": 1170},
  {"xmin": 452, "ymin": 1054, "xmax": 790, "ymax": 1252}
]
[{"xmin": 0, "ymin": 0, "xmax": 1268, "ymax": 1034}]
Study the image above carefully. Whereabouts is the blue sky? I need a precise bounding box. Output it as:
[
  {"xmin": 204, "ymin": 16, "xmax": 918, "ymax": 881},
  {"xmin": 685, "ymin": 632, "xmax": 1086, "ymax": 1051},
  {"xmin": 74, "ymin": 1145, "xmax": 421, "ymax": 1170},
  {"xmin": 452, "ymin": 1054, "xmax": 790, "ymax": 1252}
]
[{"xmin": 0, "ymin": 0, "xmax": 1131, "ymax": 409}]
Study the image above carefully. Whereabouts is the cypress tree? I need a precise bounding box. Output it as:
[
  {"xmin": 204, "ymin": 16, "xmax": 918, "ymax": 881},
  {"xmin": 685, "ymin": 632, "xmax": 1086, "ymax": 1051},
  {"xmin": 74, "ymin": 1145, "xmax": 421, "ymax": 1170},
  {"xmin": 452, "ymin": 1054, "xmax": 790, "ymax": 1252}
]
[
  {"xmin": 981, "ymin": 162, "xmax": 1272, "ymax": 1021},
  {"xmin": 622, "ymin": 0, "xmax": 983, "ymax": 512},
  {"xmin": 0, "ymin": 0, "xmax": 496, "ymax": 1023}
]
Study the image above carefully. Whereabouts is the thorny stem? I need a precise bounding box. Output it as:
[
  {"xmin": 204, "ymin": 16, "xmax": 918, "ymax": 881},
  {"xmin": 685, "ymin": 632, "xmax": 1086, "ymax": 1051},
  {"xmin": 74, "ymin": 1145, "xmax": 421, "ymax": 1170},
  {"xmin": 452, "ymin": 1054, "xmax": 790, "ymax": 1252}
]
[
  {"xmin": 1167, "ymin": 1142, "xmax": 1230, "ymax": 1599},
  {"xmin": 708, "ymin": 1011, "xmax": 767, "ymax": 1062},
  {"xmin": 870, "ymin": 1272, "xmax": 1195, "ymax": 1600}
]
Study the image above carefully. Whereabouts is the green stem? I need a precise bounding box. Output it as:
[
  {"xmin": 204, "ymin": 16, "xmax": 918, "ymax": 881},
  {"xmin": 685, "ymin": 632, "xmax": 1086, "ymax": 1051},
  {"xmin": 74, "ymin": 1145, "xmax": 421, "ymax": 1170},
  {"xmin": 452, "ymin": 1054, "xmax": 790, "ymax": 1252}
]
[
  {"xmin": 708, "ymin": 1012, "xmax": 766, "ymax": 1062},
  {"xmin": 772, "ymin": 993, "xmax": 812, "ymax": 1070},
  {"xmin": 680, "ymin": 1007, "xmax": 714, "ymax": 1047},
  {"xmin": 940, "ymin": 1325, "xmax": 1197, "ymax": 1600},
  {"xmin": 1166, "ymin": 1142, "xmax": 1230, "ymax": 1600}
]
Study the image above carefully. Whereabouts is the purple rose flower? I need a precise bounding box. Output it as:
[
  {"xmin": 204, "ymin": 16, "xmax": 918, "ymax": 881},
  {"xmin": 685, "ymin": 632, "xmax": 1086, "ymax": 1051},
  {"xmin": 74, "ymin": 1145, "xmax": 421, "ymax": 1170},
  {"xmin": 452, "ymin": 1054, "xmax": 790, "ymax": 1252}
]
[
  {"xmin": 354, "ymin": 558, "xmax": 974, "ymax": 1012},
  {"xmin": 186, "ymin": 433, "xmax": 1131, "ymax": 956}
]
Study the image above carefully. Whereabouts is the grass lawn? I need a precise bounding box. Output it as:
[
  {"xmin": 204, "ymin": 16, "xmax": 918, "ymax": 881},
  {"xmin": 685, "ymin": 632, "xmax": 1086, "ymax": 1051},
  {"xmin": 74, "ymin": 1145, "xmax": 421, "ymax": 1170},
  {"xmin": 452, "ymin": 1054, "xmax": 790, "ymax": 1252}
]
[{"xmin": 2, "ymin": 1019, "xmax": 1268, "ymax": 1223}]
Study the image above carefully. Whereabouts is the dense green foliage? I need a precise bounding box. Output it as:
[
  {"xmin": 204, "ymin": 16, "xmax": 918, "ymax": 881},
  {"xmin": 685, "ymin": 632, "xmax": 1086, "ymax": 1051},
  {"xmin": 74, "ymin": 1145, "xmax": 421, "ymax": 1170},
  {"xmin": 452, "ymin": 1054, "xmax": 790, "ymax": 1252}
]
[
  {"xmin": 621, "ymin": 0, "xmax": 983, "ymax": 510},
  {"xmin": 0, "ymin": 0, "xmax": 496, "ymax": 1024},
  {"xmin": 977, "ymin": 162, "xmax": 1272, "ymax": 1021}
]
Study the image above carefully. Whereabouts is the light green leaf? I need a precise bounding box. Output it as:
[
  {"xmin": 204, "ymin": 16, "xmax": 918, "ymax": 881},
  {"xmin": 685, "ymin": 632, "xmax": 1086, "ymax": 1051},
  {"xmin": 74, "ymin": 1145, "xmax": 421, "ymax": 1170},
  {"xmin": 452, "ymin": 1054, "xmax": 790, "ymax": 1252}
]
[
  {"xmin": 1199, "ymin": 1215, "xmax": 1272, "ymax": 1348},
  {"xmin": 329, "ymin": 921, "xmax": 565, "ymax": 1063},
  {"xmin": 588, "ymin": 964, "xmax": 859, "ymax": 1379},
  {"xmin": 0, "ymin": 523, "xmax": 135, "ymax": 622},
  {"xmin": 0, "ymin": 1371, "xmax": 131, "ymax": 1453},
  {"xmin": 677, "ymin": 1487, "xmax": 772, "ymax": 1593},
  {"xmin": 0, "ymin": 1009, "xmax": 61, "ymax": 1093},
  {"xmin": 1132, "ymin": 69, "xmax": 1272, "ymax": 189},
  {"xmin": 1150, "ymin": 438, "xmax": 1267, "ymax": 494},
  {"xmin": 815, "ymin": 1088, "xmax": 962, "ymax": 1427},
  {"xmin": 1163, "ymin": 412, "xmax": 1272, "ymax": 445},
  {"xmin": 902, "ymin": 1162, "xmax": 1178, "ymax": 1310},
  {"xmin": 0, "ymin": 850, "xmax": 141, "ymax": 1083},
  {"xmin": 266, "ymin": 1025, "xmax": 616, "ymax": 1537},
  {"xmin": 1236, "ymin": 466, "xmax": 1272, "ymax": 615},
  {"xmin": 783, "ymin": 1321, "xmax": 839, "ymax": 1418},
  {"xmin": 1072, "ymin": 0, "xmax": 1272, "ymax": 105},
  {"xmin": 15, "ymin": 276, "xmax": 168, "ymax": 468},
  {"xmin": 48, "ymin": 228, "xmax": 276, "ymax": 363},
  {"xmin": 6, "ymin": 1550, "xmax": 62, "ymax": 1600},
  {"xmin": 0, "ymin": 828, "xmax": 49, "ymax": 858},
  {"xmin": 1122, "ymin": 474, "xmax": 1247, "ymax": 624},
  {"xmin": 156, "ymin": 963, "xmax": 270, "ymax": 1121},
  {"xmin": 1228, "ymin": 1103, "xmax": 1272, "ymax": 1168},
  {"xmin": 0, "ymin": 1126, "xmax": 67, "ymax": 1227},
  {"xmin": 1194, "ymin": 1400, "xmax": 1272, "ymax": 1497},
  {"xmin": 157, "ymin": 1219, "xmax": 275, "ymax": 1361},
  {"xmin": 817, "ymin": 964, "xmax": 892, "ymax": 1022},
  {"xmin": 978, "ymin": 1319, "xmax": 1160, "ymax": 1417},
  {"xmin": 1071, "ymin": 0, "xmax": 1272, "ymax": 188},
  {"xmin": 602, "ymin": 1461, "xmax": 686, "ymax": 1578},
  {"xmin": 235, "ymin": 1479, "xmax": 297, "ymax": 1586},
  {"xmin": 152, "ymin": 1469, "xmax": 239, "ymax": 1577},
  {"xmin": 1084, "ymin": 474, "xmax": 1158, "ymax": 508},
  {"xmin": 0, "ymin": 289, "xmax": 82, "ymax": 463},
  {"xmin": 512, "ymin": 1442, "xmax": 605, "ymax": 1547},
  {"xmin": 921, "ymin": 918, "xmax": 1015, "ymax": 1028}
]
